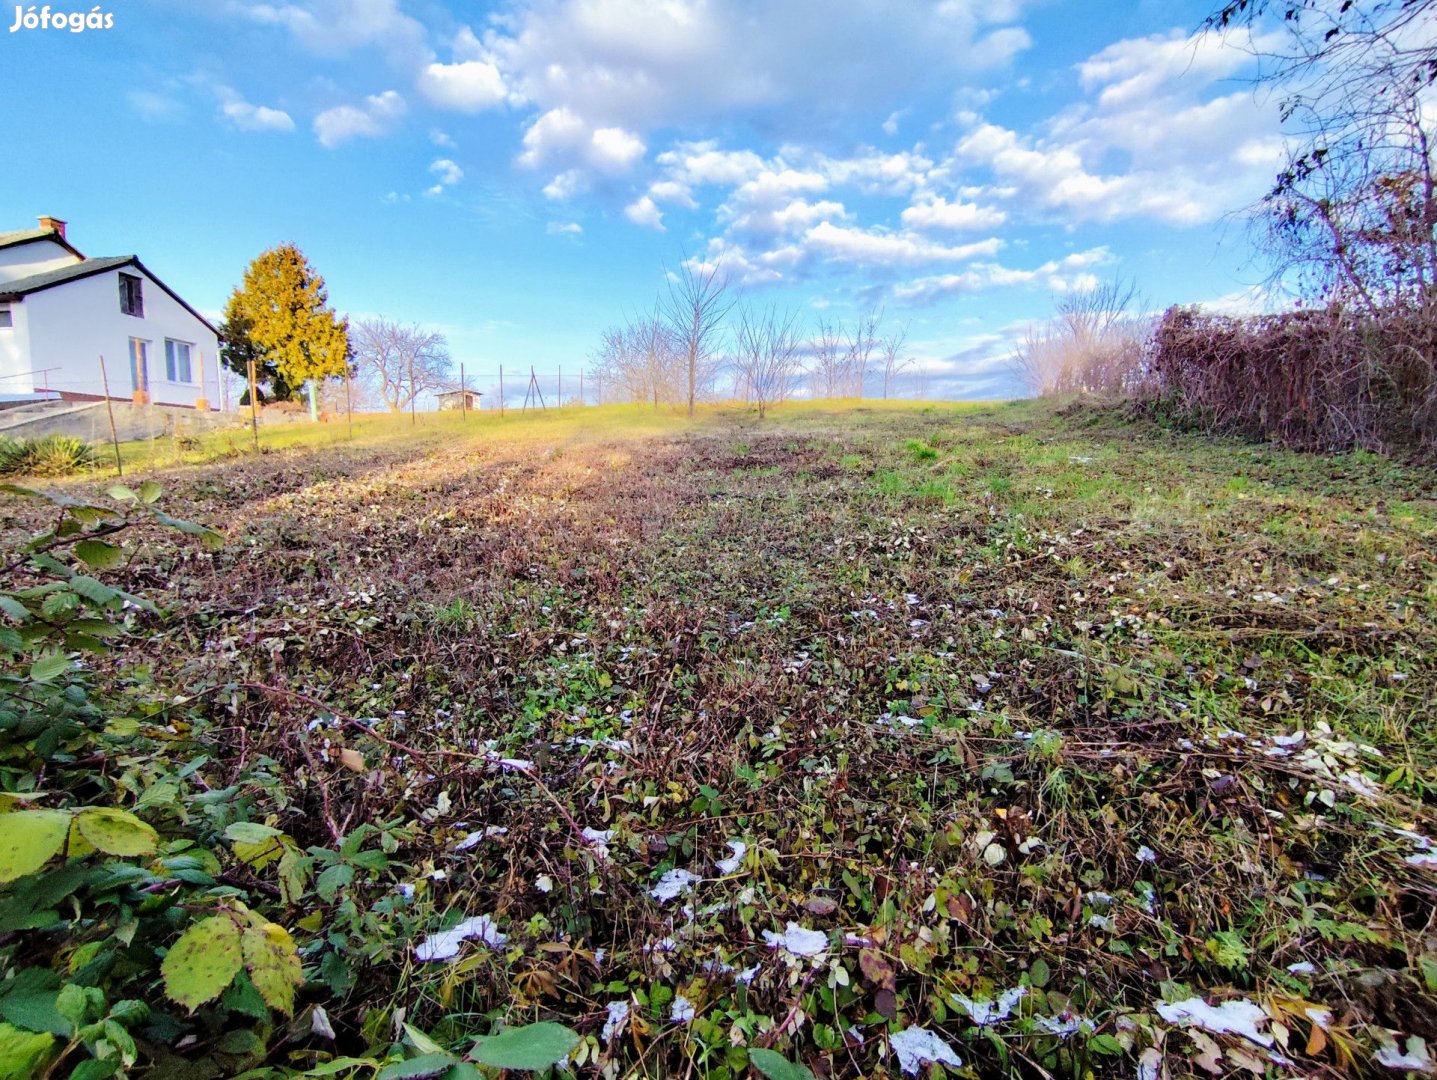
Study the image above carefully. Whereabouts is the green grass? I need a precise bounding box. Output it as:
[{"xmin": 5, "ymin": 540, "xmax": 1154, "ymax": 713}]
[{"xmin": 20, "ymin": 396, "xmax": 1436, "ymax": 1078}]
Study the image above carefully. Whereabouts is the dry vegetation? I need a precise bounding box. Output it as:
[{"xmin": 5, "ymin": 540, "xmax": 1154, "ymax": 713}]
[{"xmin": 7, "ymin": 400, "xmax": 1434, "ymax": 1078}]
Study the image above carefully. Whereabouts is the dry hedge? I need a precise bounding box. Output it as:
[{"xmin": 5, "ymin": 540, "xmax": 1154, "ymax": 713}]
[{"xmin": 1146, "ymin": 303, "xmax": 1437, "ymax": 455}]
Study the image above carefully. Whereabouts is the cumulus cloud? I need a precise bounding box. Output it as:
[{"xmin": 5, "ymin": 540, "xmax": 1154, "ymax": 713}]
[
  {"xmin": 901, "ymin": 196, "xmax": 1006, "ymax": 232},
  {"xmin": 313, "ymin": 90, "xmax": 406, "ymax": 148},
  {"xmin": 624, "ymin": 196, "xmax": 665, "ymax": 230},
  {"xmin": 424, "ymin": 158, "xmax": 464, "ymax": 196},
  {"xmin": 419, "ymin": 60, "xmax": 507, "ymax": 112},
  {"xmin": 489, "ymin": 0, "xmax": 1032, "ymax": 138},
  {"xmin": 520, "ymin": 107, "xmax": 647, "ymax": 193},
  {"xmin": 217, "ymin": 87, "xmax": 294, "ymax": 132},
  {"xmin": 803, "ymin": 222, "xmax": 1002, "ymax": 267},
  {"xmin": 952, "ymin": 28, "xmax": 1284, "ymax": 226},
  {"xmin": 242, "ymin": 0, "xmax": 428, "ymax": 64},
  {"xmin": 546, "ymin": 221, "xmax": 584, "ymax": 235},
  {"xmin": 891, "ymin": 248, "xmax": 1113, "ymax": 304}
]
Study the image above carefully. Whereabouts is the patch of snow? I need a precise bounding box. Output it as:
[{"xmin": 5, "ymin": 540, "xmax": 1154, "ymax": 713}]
[
  {"xmin": 1406, "ymin": 853, "xmax": 1437, "ymax": 869},
  {"xmin": 890, "ymin": 1027, "xmax": 963, "ymax": 1074},
  {"xmin": 1034, "ymin": 1011, "xmax": 1089, "ymax": 1038},
  {"xmin": 650, "ymin": 868, "xmax": 700, "ymax": 902},
  {"xmin": 715, "ymin": 840, "xmax": 747, "ymax": 875},
  {"xmin": 762, "ymin": 922, "xmax": 829, "ymax": 957},
  {"xmin": 1376, "ymin": 1036, "xmax": 1433, "ymax": 1071},
  {"xmin": 1155, "ymin": 997, "xmax": 1272, "ymax": 1047},
  {"xmin": 737, "ymin": 964, "xmax": 760, "ymax": 985},
  {"xmin": 951, "ymin": 986, "xmax": 1026, "ymax": 1026},
  {"xmin": 413, "ymin": 914, "xmax": 507, "ymax": 962},
  {"xmin": 1286, "ymin": 961, "xmax": 1316, "ymax": 974}
]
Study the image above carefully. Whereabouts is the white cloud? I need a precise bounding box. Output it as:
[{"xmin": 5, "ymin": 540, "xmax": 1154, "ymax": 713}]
[
  {"xmin": 217, "ymin": 87, "xmax": 295, "ymax": 132},
  {"xmin": 891, "ymin": 248, "xmax": 1113, "ymax": 304},
  {"xmin": 519, "ymin": 108, "xmax": 646, "ymax": 186},
  {"xmin": 951, "ymin": 28, "xmax": 1284, "ymax": 226},
  {"xmin": 430, "ymin": 129, "xmax": 457, "ymax": 149},
  {"xmin": 313, "ymin": 90, "xmax": 406, "ymax": 147},
  {"xmin": 624, "ymin": 195, "xmax": 665, "ymax": 230},
  {"xmin": 419, "ymin": 60, "xmax": 508, "ymax": 112},
  {"xmin": 430, "ymin": 158, "xmax": 464, "ymax": 185},
  {"xmin": 901, "ymin": 196, "xmax": 1006, "ymax": 232},
  {"xmin": 590, "ymin": 126, "xmax": 647, "ymax": 171},
  {"xmin": 127, "ymin": 89, "xmax": 184, "ymax": 122},
  {"xmin": 803, "ymin": 222, "xmax": 1001, "ymax": 267},
  {"xmin": 242, "ymin": 0, "xmax": 427, "ymax": 64},
  {"xmin": 547, "ymin": 221, "xmax": 584, "ymax": 235},
  {"xmin": 490, "ymin": 0, "xmax": 1032, "ymax": 139}
]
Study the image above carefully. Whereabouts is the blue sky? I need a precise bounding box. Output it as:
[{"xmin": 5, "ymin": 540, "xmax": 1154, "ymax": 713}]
[{"xmin": 1, "ymin": 0, "xmax": 1288, "ymax": 399}]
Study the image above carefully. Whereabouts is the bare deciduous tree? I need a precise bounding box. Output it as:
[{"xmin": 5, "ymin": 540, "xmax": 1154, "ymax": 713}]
[
  {"xmin": 591, "ymin": 315, "xmax": 687, "ymax": 408},
  {"xmin": 732, "ymin": 305, "xmax": 803, "ymax": 419},
  {"xmin": 1211, "ymin": 0, "xmax": 1437, "ymax": 310},
  {"xmin": 663, "ymin": 260, "xmax": 734, "ymax": 418},
  {"xmin": 807, "ymin": 320, "xmax": 845, "ymax": 398},
  {"xmin": 842, "ymin": 309, "xmax": 882, "ymax": 397},
  {"xmin": 1014, "ymin": 279, "xmax": 1151, "ymax": 396},
  {"xmin": 351, "ymin": 318, "xmax": 453, "ymax": 413},
  {"xmin": 878, "ymin": 324, "xmax": 911, "ymax": 400}
]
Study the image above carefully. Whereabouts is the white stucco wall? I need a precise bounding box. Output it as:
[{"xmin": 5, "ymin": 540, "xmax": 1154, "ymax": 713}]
[
  {"xmin": 17, "ymin": 266, "xmax": 221, "ymax": 409},
  {"xmin": 0, "ymin": 299, "xmax": 33, "ymax": 392},
  {"xmin": 0, "ymin": 239, "xmax": 79, "ymax": 284}
]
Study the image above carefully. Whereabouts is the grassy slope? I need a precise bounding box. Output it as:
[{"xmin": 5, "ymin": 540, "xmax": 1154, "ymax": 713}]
[{"xmin": 34, "ymin": 399, "xmax": 1437, "ymax": 1076}]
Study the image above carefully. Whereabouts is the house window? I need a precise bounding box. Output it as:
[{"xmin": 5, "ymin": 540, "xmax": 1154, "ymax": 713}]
[
  {"xmin": 0, "ymin": 304, "xmax": 11, "ymax": 329},
  {"xmin": 119, "ymin": 273, "xmax": 144, "ymax": 317},
  {"xmin": 164, "ymin": 339, "xmax": 193, "ymax": 383}
]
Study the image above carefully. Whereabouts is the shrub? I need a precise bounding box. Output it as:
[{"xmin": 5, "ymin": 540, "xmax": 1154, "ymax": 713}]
[
  {"xmin": 26, "ymin": 434, "xmax": 95, "ymax": 475},
  {"xmin": 0, "ymin": 434, "xmax": 96, "ymax": 476},
  {"xmin": 1145, "ymin": 303, "xmax": 1437, "ymax": 454},
  {"xmin": 0, "ymin": 436, "xmax": 29, "ymax": 474}
]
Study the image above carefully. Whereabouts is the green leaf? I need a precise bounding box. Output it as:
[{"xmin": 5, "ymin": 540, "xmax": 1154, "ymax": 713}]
[
  {"xmin": 106, "ymin": 485, "xmax": 137, "ymax": 504},
  {"xmin": 150, "ymin": 511, "xmax": 223, "ymax": 549},
  {"xmin": 68, "ymin": 1059, "xmax": 118, "ymax": 1080},
  {"xmin": 74, "ymin": 808, "xmax": 158, "ymax": 858},
  {"xmin": 469, "ymin": 1022, "xmax": 580, "ymax": 1071},
  {"xmin": 138, "ymin": 481, "xmax": 162, "ymax": 505},
  {"xmin": 28, "ymin": 654, "xmax": 71, "ymax": 684},
  {"xmin": 0, "ymin": 810, "xmax": 72, "ymax": 883},
  {"xmin": 375, "ymin": 1053, "xmax": 458, "ymax": 1080},
  {"xmin": 0, "ymin": 969, "xmax": 69, "ymax": 1037},
  {"xmin": 0, "ymin": 1022, "xmax": 57, "ymax": 1080},
  {"xmin": 0, "ymin": 595, "xmax": 29, "ymax": 621},
  {"xmin": 224, "ymin": 822, "xmax": 283, "ymax": 845},
  {"xmin": 303, "ymin": 1058, "xmax": 378, "ymax": 1077},
  {"xmin": 241, "ymin": 922, "xmax": 303, "ymax": 1016},
  {"xmin": 747, "ymin": 1049, "xmax": 818, "ymax": 1080},
  {"xmin": 315, "ymin": 862, "xmax": 354, "ymax": 902},
  {"xmin": 74, "ymin": 541, "xmax": 124, "ymax": 571},
  {"xmin": 68, "ymin": 577, "xmax": 120, "ymax": 608},
  {"xmin": 162, "ymin": 915, "xmax": 244, "ymax": 1011}
]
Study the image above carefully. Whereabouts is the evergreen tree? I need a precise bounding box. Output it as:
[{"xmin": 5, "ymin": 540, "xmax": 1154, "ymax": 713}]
[{"xmin": 222, "ymin": 245, "xmax": 349, "ymax": 402}]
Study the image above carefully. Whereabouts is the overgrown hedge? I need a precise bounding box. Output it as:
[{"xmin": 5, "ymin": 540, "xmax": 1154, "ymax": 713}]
[{"xmin": 1145, "ymin": 303, "xmax": 1437, "ymax": 454}]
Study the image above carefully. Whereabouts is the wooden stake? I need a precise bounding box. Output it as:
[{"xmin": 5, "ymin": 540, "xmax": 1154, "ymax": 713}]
[
  {"xmin": 461, "ymin": 362, "xmax": 468, "ymax": 421},
  {"xmin": 247, "ymin": 357, "xmax": 259, "ymax": 452},
  {"xmin": 499, "ymin": 365, "xmax": 505, "ymax": 417},
  {"xmin": 98, "ymin": 355, "xmax": 122, "ymax": 477},
  {"xmin": 345, "ymin": 363, "xmax": 354, "ymax": 441}
]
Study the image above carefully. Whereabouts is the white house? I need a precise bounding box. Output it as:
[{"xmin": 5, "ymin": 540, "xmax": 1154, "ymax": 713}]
[{"xmin": 0, "ymin": 217, "xmax": 221, "ymax": 410}]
